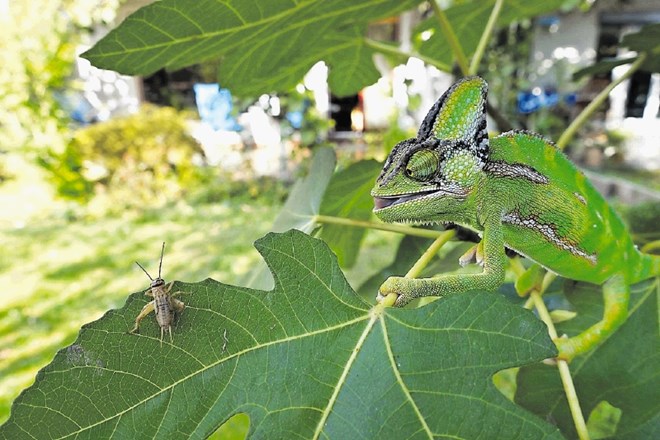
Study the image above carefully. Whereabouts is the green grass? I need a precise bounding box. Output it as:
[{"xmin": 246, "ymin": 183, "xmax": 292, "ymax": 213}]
[{"xmin": 0, "ymin": 201, "xmax": 281, "ymax": 425}]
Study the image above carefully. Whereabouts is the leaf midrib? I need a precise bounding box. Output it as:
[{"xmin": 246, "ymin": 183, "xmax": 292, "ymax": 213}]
[{"xmin": 312, "ymin": 312, "xmax": 379, "ymax": 439}]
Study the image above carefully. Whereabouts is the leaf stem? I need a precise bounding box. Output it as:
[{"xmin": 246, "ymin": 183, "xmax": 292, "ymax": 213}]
[
  {"xmin": 431, "ymin": 0, "xmax": 470, "ymax": 75},
  {"xmin": 530, "ymin": 291, "xmax": 590, "ymax": 440},
  {"xmin": 469, "ymin": 0, "xmax": 504, "ymax": 75},
  {"xmin": 556, "ymin": 53, "xmax": 647, "ymax": 150},
  {"xmin": 313, "ymin": 214, "xmax": 446, "ymax": 238},
  {"xmin": 405, "ymin": 230, "xmax": 456, "ymax": 279},
  {"xmin": 640, "ymin": 239, "xmax": 660, "ymax": 254},
  {"xmin": 364, "ymin": 38, "xmax": 452, "ymax": 72}
]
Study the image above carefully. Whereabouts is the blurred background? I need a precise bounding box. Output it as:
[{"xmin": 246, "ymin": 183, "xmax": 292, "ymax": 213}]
[{"xmin": 1, "ymin": 0, "xmax": 659, "ymax": 431}]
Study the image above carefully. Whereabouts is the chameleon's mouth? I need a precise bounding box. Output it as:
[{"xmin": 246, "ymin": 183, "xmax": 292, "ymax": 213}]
[{"xmin": 373, "ymin": 190, "xmax": 438, "ymax": 210}]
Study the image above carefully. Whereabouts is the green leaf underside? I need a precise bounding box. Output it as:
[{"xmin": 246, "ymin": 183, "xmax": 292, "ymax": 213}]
[
  {"xmin": 240, "ymin": 146, "xmax": 335, "ymax": 290},
  {"xmin": 2, "ymin": 231, "xmax": 561, "ymax": 439},
  {"xmin": 82, "ymin": 0, "xmax": 421, "ymax": 96},
  {"xmin": 572, "ymin": 57, "xmax": 638, "ymax": 80},
  {"xmin": 515, "ymin": 279, "xmax": 660, "ymax": 439},
  {"xmin": 622, "ymin": 23, "xmax": 660, "ymax": 72},
  {"xmin": 574, "ymin": 24, "xmax": 660, "ymax": 80},
  {"xmin": 319, "ymin": 159, "xmax": 382, "ymax": 268},
  {"xmin": 416, "ymin": 0, "xmax": 566, "ymax": 69}
]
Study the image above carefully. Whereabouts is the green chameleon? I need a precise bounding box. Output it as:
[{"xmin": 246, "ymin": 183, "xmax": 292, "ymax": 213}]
[{"xmin": 371, "ymin": 76, "xmax": 660, "ymax": 360}]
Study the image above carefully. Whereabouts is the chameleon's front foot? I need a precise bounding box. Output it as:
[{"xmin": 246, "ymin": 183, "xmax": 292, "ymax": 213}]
[
  {"xmin": 377, "ymin": 276, "xmax": 416, "ymax": 307},
  {"xmin": 552, "ymin": 336, "xmax": 577, "ymax": 362}
]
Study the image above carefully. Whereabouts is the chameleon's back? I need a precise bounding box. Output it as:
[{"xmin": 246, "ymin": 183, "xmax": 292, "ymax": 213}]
[{"xmin": 484, "ymin": 131, "xmax": 649, "ymax": 285}]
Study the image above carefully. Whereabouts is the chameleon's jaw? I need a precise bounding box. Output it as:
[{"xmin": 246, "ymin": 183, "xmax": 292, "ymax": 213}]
[
  {"xmin": 373, "ymin": 190, "xmax": 438, "ymax": 210},
  {"xmin": 373, "ymin": 187, "xmax": 466, "ymax": 215}
]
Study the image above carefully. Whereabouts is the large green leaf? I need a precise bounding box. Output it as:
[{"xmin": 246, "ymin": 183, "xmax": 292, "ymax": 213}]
[
  {"xmin": 1, "ymin": 230, "xmax": 563, "ymax": 439},
  {"xmin": 83, "ymin": 0, "xmax": 421, "ymax": 97},
  {"xmin": 515, "ymin": 279, "xmax": 660, "ymax": 439},
  {"xmin": 416, "ymin": 0, "xmax": 566, "ymax": 70},
  {"xmin": 319, "ymin": 159, "xmax": 382, "ymax": 268}
]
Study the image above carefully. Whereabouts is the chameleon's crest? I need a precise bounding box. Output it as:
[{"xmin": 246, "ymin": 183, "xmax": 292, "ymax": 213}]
[
  {"xmin": 418, "ymin": 76, "xmax": 489, "ymax": 162},
  {"xmin": 375, "ymin": 76, "xmax": 489, "ymax": 190}
]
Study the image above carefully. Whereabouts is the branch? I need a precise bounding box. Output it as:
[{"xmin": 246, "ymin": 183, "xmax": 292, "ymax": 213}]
[
  {"xmin": 406, "ymin": 230, "xmax": 456, "ymax": 279},
  {"xmin": 556, "ymin": 53, "xmax": 647, "ymax": 150},
  {"xmin": 530, "ymin": 283, "xmax": 590, "ymax": 440}
]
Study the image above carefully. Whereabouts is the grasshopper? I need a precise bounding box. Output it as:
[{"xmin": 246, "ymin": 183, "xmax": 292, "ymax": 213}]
[{"xmin": 130, "ymin": 242, "xmax": 185, "ymax": 345}]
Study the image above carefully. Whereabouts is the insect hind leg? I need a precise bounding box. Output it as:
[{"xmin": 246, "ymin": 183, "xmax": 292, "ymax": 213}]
[{"xmin": 130, "ymin": 301, "xmax": 155, "ymax": 334}]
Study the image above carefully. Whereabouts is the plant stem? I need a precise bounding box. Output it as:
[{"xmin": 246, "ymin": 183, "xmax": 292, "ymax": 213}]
[
  {"xmin": 530, "ymin": 292, "xmax": 590, "ymax": 440},
  {"xmin": 469, "ymin": 0, "xmax": 504, "ymax": 75},
  {"xmin": 364, "ymin": 38, "xmax": 452, "ymax": 72},
  {"xmin": 556, "ymin": 53, "xmax": 647, "ymax": 150},
  {"xmin": 313, "ymin": 214, "xmax": 446, "ymax": 238},
  {"xmin": 431, "ymin": 0, "xmax": 470, "ymax": 75},
  {"xmin": 641, "ymin": 239, "xmax": 660, "ymax": 254},
  {"xmin": 405, "ymin": 230, "xmax": 456, "ymax": 278}
]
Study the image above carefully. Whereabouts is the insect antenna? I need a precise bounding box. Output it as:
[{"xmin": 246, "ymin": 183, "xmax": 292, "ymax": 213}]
[
  {"xmin": 135, "ymin": 261, "xmax": 154, "ymax": 281},
  {"xmin": 158, "ymin": 242, "xmax": 165, "ymax": 279}
]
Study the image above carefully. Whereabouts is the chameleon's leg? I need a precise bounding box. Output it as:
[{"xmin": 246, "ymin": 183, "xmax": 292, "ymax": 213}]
[
  {"xmin": 555, "ymin": 274, "xmax": 629, "ymax": 361},
  {"xmin": 380, "ymin": 217, "xmax": 506, "ymax": 307},
  {"xmin": 130, "ymin": 301, "xmax": 155, "ymax": 334}
]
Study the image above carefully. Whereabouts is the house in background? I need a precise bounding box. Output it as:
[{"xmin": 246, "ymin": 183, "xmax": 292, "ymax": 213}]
[{"xmin": 530, "ymin": 0, "xmax": 660, "ymax": 171}]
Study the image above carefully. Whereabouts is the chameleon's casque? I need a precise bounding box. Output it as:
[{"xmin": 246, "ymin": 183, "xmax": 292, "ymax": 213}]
[{"xmin": 371, "ymin": 76, "xmax": 660, "ymax": 360}]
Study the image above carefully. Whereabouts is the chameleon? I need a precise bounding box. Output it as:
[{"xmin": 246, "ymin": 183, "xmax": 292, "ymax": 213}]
[{"xmin": 371, "ymin": 76, "xmax": 660, "ymax": 360}]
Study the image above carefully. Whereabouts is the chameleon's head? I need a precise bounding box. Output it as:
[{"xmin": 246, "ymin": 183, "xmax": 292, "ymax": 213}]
[{"xmin": 371, "ymin": 76, "xmax": 490, "ymax": 224}]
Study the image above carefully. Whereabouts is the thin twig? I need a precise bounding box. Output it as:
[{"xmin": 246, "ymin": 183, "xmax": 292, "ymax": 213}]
[
  {"xmin": 556, "ymin": 53, "xmax": 646, "ymax": 150},
  {"xmin": 431, "ymin": 0, "xmax": 470, "ymax": 75},
  {"xmin": 405, "ymin": 231, "xmax": 456, "ymax": 279},
  {"xmin": 469, "ymin": 0, "xmax": 504, "ymax": 75},
  {"xmin": 530, "ymin": 292, "xmax": 590, "ymax": 440}
]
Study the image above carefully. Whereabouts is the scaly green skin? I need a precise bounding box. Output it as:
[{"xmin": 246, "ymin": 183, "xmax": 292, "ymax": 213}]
[{"xmin": 371, "ymin": 76, "xmax": 660, "ymax": 360}]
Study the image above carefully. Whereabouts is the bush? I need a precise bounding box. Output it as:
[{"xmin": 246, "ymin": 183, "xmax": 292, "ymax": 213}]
[{"xmin": 39, "ymin": 105, "xmax": 205, "ymax": 209}]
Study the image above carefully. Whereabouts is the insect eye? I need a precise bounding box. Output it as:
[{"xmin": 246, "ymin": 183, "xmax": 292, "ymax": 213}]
[{"xmin": 405, "ymin": 149, "xmax": 439, "ymax": 181}]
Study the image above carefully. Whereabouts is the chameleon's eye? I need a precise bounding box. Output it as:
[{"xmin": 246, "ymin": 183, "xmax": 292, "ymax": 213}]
[{"xmin": 405, "ymin": 149, "xmax": 439, "ymax": 181}]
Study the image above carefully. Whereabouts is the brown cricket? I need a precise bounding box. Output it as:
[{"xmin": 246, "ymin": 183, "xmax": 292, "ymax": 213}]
[{"xmin": 130, "ymin": 242, "xmax": 185, "ymax": 345}]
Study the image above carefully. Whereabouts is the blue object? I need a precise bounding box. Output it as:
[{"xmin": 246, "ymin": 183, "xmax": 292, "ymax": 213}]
[
  {"xmin": 286, "ymin": 111, "xmax": 304, "ymax": 129},
  {"xmin": 517, "ymin": 89, "xmax": 569, "ymax": 114},
  {"xmin": 193, "ymin": 83, "xmax": 240, "ymax": 131},
  {"xmin": 538, "ymin": 15, "xmax": 560, "ymax": 28}
]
